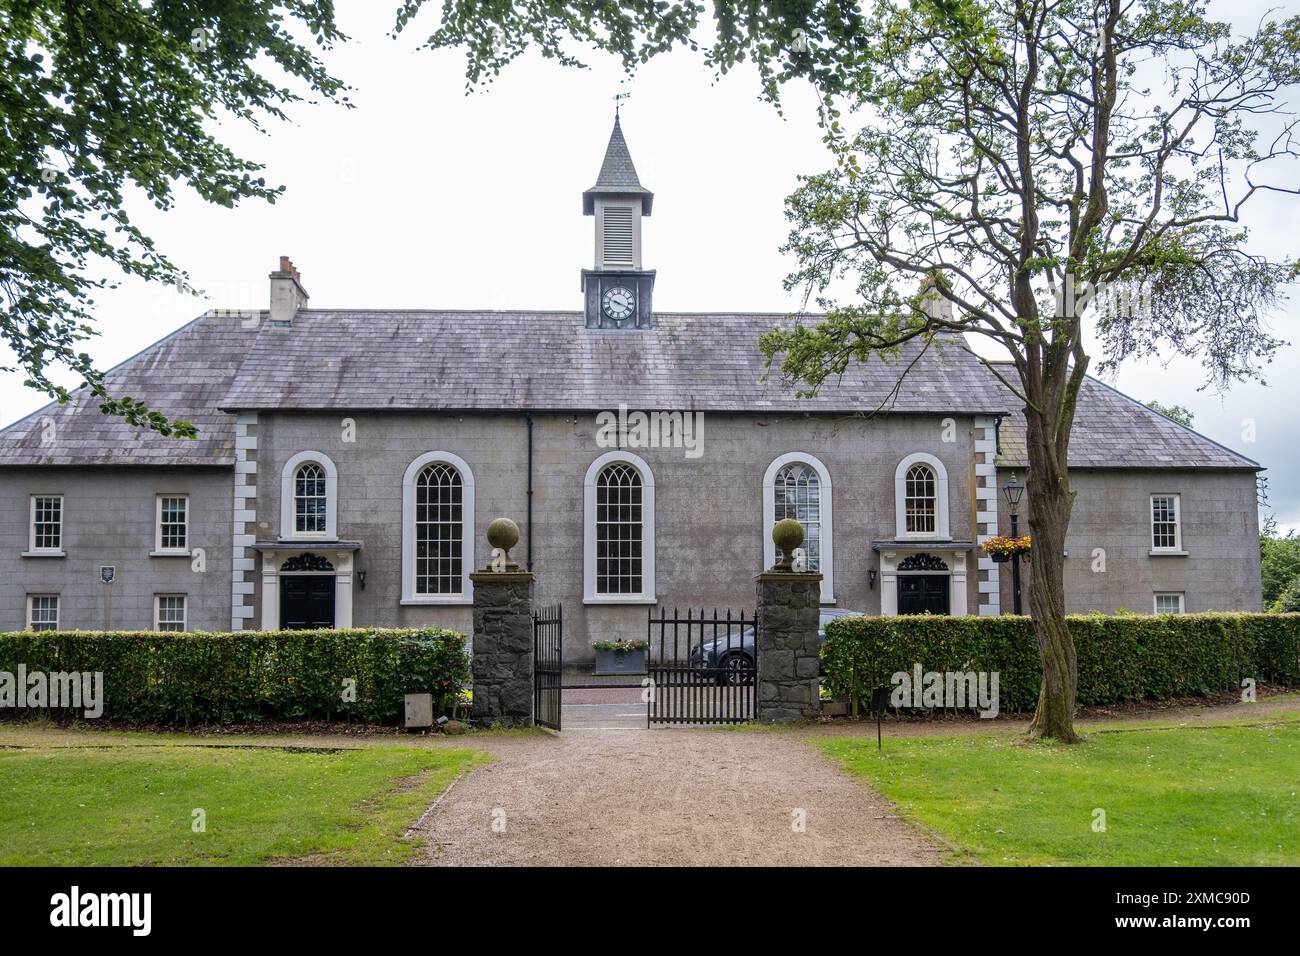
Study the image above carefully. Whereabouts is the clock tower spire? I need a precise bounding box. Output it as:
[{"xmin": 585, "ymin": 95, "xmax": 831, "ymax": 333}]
[{"xmin": 582, "ymin": 114, "xmax": 655, "ymax": 329}]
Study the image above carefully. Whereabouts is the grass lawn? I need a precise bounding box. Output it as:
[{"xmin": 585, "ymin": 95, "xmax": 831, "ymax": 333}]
[
  {"xmin": 0, "ymin": 741, "xmax": 486, "ymax": 866},
  {"xmin": 819, "ymin": 718, "xmax": 1300, "ymax": 866}
]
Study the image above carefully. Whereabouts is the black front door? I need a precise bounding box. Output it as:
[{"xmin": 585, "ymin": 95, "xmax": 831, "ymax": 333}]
[
  {"xmin": 280, "ymin": 575, "xmax": 336, "ymax": 629},
  {"xmin": 898, "ymin": 575, "xmax": 951, "ymax": 615}
]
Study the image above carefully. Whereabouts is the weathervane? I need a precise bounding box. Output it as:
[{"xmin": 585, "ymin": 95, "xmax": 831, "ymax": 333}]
[{"xmin": 614, "ymin": 90, "xmax": 631, "ymax": 115}]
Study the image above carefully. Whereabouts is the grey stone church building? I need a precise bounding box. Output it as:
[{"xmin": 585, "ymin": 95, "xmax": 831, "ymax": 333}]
[{"xmin": 0, "ymin": 118, "xmax": 1263, "ymax": 661}]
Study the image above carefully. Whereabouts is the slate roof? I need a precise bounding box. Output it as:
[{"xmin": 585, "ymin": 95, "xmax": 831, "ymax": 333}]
[
  {"xmin": 0, "ymin": 310, "xmax": 1259, "ymax": 471},
  {"xmin": 583, "ymin": 115, "xmax": 653, "ymax": 214},
  {"xmin": 989, "ymin": 363, "xmax": 1259, "ymax": 470},
  {"xmin": 0, "ymin": 312, "xmax": 260, "ymax": 467},
  {"xmin": 219, "ymin": 311, "xmax": 1005, "ymax": 414}
]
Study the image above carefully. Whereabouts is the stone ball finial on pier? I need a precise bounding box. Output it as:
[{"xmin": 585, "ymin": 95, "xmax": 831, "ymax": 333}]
[
  {"xmin": 485, "ymin": 517, "xmax": 521, "ymax": 571},
  {"xmin": 771, "ymin": 518, "xmax": 805, "ymax": 571}
]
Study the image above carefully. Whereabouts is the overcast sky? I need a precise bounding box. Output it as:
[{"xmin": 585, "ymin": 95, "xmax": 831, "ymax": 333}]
[{"xmin": 2, "ymin": 1, "xmax": 1296, "ymax": 530}]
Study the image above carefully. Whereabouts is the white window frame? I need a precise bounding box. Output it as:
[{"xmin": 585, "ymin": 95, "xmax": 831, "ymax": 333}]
[
  {"xmin": 1153, "ymin": 592, "xmax": 1185, "ymax": 614},
  {"xmin": 28, "ymin": 494, "xmax": 64, "ymax": 553},
  {"xmin": 584, "ymin": 450, "xmax": 656, "ymax": 604},
  {"xmin": 26, "ymin": 594, "xmax": 60, "ymax": 631},
  {"xmin": 903, "ymin": 464, "xmax": 938, "ymax": 535},
  {"xmin": 894, "ymin": 453, "xmax": 951, "ymax": 541},
  {"xmin": 1150, "ymin": 493, "xmax": 1182, "ymax": 553},
  {"xmin": 401, "ymin": 451, "xmax": 475, "ymax": 605},
  {"xmin": 762, "ymin": 452, "xmax": 834, "ymax": 604},
  {"xmin": 280, "ymin": 451, "xmax": 338, "ymax": 540},
  {"xmin": 155, "ymin": 494, "xmax": 190, "ymax": 553},
  {"xmin": 154, "ymin": 594, "xmax": 188, "ymax": 631}
]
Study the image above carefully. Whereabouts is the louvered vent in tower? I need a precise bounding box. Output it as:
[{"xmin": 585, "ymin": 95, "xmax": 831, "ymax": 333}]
[{"xmin": 602, "ymin": 206, "xmax": 635, "ymax": 267}]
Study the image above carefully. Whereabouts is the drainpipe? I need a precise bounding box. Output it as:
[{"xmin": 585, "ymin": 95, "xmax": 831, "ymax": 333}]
[{"xmin": 526, "ymin": 412, "xmax": 534, "ymax": 571}]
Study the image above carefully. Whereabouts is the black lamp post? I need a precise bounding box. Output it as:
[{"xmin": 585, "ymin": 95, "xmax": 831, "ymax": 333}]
[{"xmin": 1003, "ymin": 472, "xmax": 1025, "ymax": 614}]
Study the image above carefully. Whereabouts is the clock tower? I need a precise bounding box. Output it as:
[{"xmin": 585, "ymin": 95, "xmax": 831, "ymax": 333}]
[{"xmin": 581, "ymin": 115, "xmax": 655, "ymax": 329}]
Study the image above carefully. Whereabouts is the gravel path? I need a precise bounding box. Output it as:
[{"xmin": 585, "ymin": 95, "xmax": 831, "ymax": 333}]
[{"xmin": 412, "ymin": 689, "xmax": 946, "ymax": 867}]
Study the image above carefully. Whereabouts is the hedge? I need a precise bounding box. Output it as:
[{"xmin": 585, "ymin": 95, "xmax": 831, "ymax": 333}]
[
  {"xmin": 822, "ymin": 613, "xmax": 1300, "ymax": 713},
  {"xmin": 0, "ymin": 628, "xmax": 469, "ymax": 725}
]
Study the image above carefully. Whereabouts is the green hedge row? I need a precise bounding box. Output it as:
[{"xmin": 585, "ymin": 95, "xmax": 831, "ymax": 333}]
[
  {"xmin": 0, "ymin": 628, "xmax": 469, "ymax": 725},
  {"xmin": 822, "ymin": 613, "xmax": 1300, "ymax": 712}
]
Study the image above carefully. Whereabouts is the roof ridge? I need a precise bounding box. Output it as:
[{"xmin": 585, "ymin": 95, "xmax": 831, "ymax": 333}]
[{"xmin": 288, "ymin": 308, "xmax": 831, "ymax": 318}]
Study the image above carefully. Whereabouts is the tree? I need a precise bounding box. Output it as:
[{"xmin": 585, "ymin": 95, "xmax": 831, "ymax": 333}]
[
  {"xmin": 1273, "ymin": 576, "xmax": 1300, "ymax": 613},
  {"xmin": 757, "ymin": 0, "xmax": 1297, "ymax": 741},
  {"xmin": 392, "ymin": 0, "xmax": 870, "ymax": 105},
  {"xmin": 1145, "ymin": 401, "xmax": 1194, "ymax": 428},
  {"xmin": 1261, "ymin": 531, "xmax": 1300, "ymax": 607},
  {"xmin": 2, "ymin": 1, "xmax": 349, "ymax": 435},
  {"xmin": 409, "ymin": 0, "xmax": 1298, "ymax": 743}
]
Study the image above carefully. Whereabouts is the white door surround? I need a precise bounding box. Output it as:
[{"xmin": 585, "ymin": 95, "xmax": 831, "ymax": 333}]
[
  {"xmin": 259, "ymin": 547, "xmax": 356, "ymax": 630},
  {"xmin": 879, "ymin": 549, "xmax": 968, "ymax": 616}
]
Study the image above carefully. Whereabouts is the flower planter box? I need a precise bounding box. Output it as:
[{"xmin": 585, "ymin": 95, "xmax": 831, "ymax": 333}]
[
  {"xmin": 594, "ymin": 648, "xmax": 647, "ymax": 675},
  {"xmin": 991, "ymin": 552, "xmax": 1011, "ymax": 563}
]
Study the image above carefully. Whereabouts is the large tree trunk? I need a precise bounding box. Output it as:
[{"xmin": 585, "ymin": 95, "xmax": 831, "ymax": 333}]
[{"xmin": 1023, "ymin": 419, "xmax": 1081, "ymax": 743}]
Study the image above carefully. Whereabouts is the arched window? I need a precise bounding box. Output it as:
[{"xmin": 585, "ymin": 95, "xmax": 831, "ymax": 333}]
[
  {"xmin": 762, "ymin": 453, "xmax": 834, "ymax": 603},
  {"xmin": 584, "ymin": 452, "xmax": 656, "ymax": 602},
  {"xmin": 596, "ymin": 462, "xmax": 643, "ymax": 595},
  {"xmin": 774, "ymin": 463, "xmax": 822, "ymax": 571},
  {"xmin": 295, "ymin": 463, "xmax": 328, "ymax": 534},
  {"xmin": 904, "ymin": 464, "xmax": 937, "ymax": 534},
  {"xmin": 414, "ymin": 462, "xmax": 463, "ymax": 596},
  {"xmin": 894, "ymin": 453, "xmax": 950, "ymax": 539},
  {"xmin": 280, "ymin": 451, "xmax": 338, "ymax": 540},
  {"xmin": 402, "ymin": 452, "xmax": 475, "ymax": 604}
]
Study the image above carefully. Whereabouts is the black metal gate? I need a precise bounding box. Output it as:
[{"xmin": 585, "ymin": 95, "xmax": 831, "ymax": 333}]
[
  {"xmin": 533, "ymin": 603, "xmax": 562, "ymax": 730},
  {"xmin": 647, "ymin": 608, "xmax": 757, "ymax": 725}
]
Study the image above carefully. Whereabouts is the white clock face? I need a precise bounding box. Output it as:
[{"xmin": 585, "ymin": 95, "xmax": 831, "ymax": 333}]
[{"xmin": 602, "ymin": 286, "xmax": 635, "ymax": 321}]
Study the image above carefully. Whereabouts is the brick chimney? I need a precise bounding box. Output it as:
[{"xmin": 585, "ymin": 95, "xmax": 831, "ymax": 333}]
[{"xmin": 269, "ymin": 256, "xmax": 309, "ymax": 327}]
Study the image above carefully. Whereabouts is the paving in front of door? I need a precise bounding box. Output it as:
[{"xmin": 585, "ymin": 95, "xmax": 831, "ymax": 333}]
[{"xmin": 413, "ymin": 688, "xmax": 946, "ymax": 866}]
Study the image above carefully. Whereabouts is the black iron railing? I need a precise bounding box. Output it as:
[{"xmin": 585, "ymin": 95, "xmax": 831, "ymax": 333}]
[
  {"xmin": 533, "ymin": 603, "xmax": 562, "ymax": 730},
  {"xmin": 646, "ymin": 607, "xmax": 757, "ymax": 725}
]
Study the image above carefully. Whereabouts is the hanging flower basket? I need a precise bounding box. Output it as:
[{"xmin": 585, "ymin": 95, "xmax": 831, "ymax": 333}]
[{"xmin": 981, "ymin": 535, "xmax": 1032, "ymax": 562}]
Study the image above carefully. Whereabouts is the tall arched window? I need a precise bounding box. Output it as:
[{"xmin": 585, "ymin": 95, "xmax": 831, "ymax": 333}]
[
  {"xmin": 774, "ymin": 463, "xmax": 822, "ymax": 572},
  {"xmin": 414, "ymin": 462, "xmax": 463, "ymax": 596},
  {"xmin": 584, "ymin": 451, "xmax": 656, "ymax": 602},
  {"xmin": 280, "ymin": 451, "xmax": 338, "ymax": 540},
  {"xmin": 762, "ymin": 453, "xmax": 834, "ymax": 603},
  {"xmin": 402, "ymin": 452, "xmax": 475, "ymax": 604},
  {"xmin": 596, "ymin": 462, "xmax": 643, "ymax": 595},
  {"xmin": 894, "ymin": 452, "xmax": 950, "ymax": 539},
  {"xmin": 904, "ymin": 464, "xmax": 937, "ymax": 534}
]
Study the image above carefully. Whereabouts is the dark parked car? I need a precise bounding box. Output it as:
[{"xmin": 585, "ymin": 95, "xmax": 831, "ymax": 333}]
[{"xmin": 689, "ymin": 608, "xmax": 863, "ymax": 685}]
